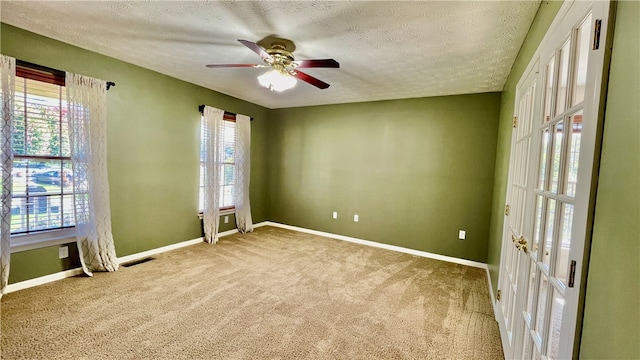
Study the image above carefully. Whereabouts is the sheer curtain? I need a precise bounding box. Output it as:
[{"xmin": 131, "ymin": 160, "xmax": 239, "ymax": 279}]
[
  {"xmin": 0, "ymin": 55, "xmax": 15, "ymax": 295},
  {"xmin": 67, "ymin": 73, "xmax": 118, "ymax": 275},
  {"xmin": 234, "ymin": 114, "xmax": 253, "ymax": 233},
  {"xmin": 202, "ymin": 106, "xmax": 225, "ymax": 244}
]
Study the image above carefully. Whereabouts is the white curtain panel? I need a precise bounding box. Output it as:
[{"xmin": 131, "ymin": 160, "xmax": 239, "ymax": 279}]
[
  {"xmin": 66, "ymin": 73, "xmax": 118, "ymax": 275},
  {"xmin": 0, "ymin": 55, "xmax": 15, "ymax": 295},
  {"xmin": 234, "ymin": 114, "xmax": 253, "ymax": 233},
  {"xmin": 202, "ymin": 106, "xmax": 225, "ymax": 244}
]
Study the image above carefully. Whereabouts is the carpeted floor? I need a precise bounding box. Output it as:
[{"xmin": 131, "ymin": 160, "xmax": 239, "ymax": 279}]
[{"xmin": 1, "ymin": 226, "xmax": 503, "ymax": 359}]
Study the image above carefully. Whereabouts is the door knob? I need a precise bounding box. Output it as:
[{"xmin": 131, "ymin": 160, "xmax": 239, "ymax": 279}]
[{"xmin": 517, "ymin": 236, "xmax": 528, "ymax": 254}]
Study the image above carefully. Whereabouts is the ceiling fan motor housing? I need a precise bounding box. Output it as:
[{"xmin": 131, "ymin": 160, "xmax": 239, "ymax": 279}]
[{"xmin": 266, "ymin": 42, "xmax": 295, "ymax": 68}]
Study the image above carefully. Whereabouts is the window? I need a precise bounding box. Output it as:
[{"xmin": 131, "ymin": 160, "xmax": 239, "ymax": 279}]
[
  {"xmin": 10, "ymin": 63, "xmax": 75, "ymax": 235},
  {"xmin": 198, "ymin": 113, "xmax": 236, "ymax": 213}
]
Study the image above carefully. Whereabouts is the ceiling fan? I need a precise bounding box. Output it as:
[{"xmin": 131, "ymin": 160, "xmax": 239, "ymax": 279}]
[{"xmin": 206, "ymin": 38, "xmax": 339, "ymax": 91}]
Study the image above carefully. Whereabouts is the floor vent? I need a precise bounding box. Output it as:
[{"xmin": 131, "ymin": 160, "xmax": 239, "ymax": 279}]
[{"xmin": 122, "ymin": 257, "xmax": 155, "ymax": 267}]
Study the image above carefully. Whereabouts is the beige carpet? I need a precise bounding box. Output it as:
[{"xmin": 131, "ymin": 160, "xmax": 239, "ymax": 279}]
[{"xmin": 1, "ymin": 226, "xmax": 503, "ymax": 359}]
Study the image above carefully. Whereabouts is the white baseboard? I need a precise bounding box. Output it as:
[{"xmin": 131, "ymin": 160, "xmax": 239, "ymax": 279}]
[
  {"xmin": 261, "ymin": 221, "xmax": 499, "ymax": 329},
  {"xmin": 253, "ymin": 221, "xmax": 270, "ymax": 229},
  {"xmin": 117, "ymin": 237, "xmax": 205, "ymax": 264},
  {"xmin": 4, "ymin": 267, "xmax": 84, "ymax": 294},
  {"xmin": 486, "ymin": 267, "xmax": 498, "ymax": 317},
  {"xmin": 5, "ymin": 228, "xmax": 245, "ymax": 295},
  {"xmin": 260, "ymin": 221, "xmax": 488, "ymax": 269},
  {"xmin": 5, "ymin": 222, "xmax": 495, "ymax": 303},
  {"xmin": 265, "ymin": 219, "xmax": 502, "ymax": 357},
  {"xmin": 219, "ymin": 227, "xmax": 241, "ymax": 237},
  {"xmin": 117, "ymin": 227, "xmax": 242, "ymax": 265}
]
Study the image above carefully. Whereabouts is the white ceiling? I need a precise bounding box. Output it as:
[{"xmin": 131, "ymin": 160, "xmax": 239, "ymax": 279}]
[{"xmin": 1, "ymin": 1, "xmax": 540, "ymax": 109}]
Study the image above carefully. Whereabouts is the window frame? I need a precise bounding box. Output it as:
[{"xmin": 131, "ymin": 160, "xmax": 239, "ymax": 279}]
[
  {"xmin": 10, "ymin": 62, "xmax": 77, "ymax": 252},
  {"xmin": 198, "ymin": 112, "xmax": 237, "ymax": 217}
]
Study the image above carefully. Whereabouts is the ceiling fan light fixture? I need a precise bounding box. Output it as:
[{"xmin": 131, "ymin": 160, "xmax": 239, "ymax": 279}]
[
  {"xmin": 206, "ymin": 39, "xmax": 337, "ymax": 90},
  {"xmin": 257, "ymin": 69, "xmax": 297, "ymax": 92}
]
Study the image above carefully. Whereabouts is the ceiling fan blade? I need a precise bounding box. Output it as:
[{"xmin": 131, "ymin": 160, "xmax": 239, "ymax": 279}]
[
  {"xmin": 206, "ymin": 64, "xmax": 257, "ymax": 68},
  {"xmin": 293, "ymin": 70, "xmax": 330, "ymax": 89},
  {"xmin": 293, "ymin": 59, "xmax": 340, "ymax": 68},
  {"xmin": 238, "ymin": 39, "xmax": 272, "ymax": 62}
]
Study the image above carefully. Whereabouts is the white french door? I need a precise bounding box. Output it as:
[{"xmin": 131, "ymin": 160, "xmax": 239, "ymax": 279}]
[
  {"xmin": 496, "ymin": 63, "xmax": 539, "ymax": 358},
  {"xmin": 496, "ymin": 1, "xmax": 612, "ymax": 359}
]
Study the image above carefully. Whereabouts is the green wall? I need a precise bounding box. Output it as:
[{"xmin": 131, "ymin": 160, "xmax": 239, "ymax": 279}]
[
  {"xmin": 268, "ymin": 93, "xmax": 501, "ymax": 262},
  {"xmin": 2, "ymin": 23, "xmax": 269, "ymax": 283},
  {"xmin": 487, "ymin": 1, "xmax": 640, "ymax": 358},
  {"xmin": 579, "ymin": 1, "xmax": 639, "ymax": 358},
  {"xmin": 9, "ymin": 242, "xmax": 81, "ymax": 282}
]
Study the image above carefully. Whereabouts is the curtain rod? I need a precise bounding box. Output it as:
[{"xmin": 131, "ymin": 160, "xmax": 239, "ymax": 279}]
[
  {"xmin": 198, "ymin": 105, "xmax": 253, "ymax": 121},
  {"xmin": 16, "ymin": 59, "xmax": 116, "ymax": 91}
]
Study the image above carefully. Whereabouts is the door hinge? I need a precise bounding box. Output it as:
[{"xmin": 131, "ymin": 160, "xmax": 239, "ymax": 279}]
[
  {"xmin": 513, "ymin": 116, "xmax": 518, "ymax": 128},
  {"xmin": 592, "ymin": 19, "xmax": 602, "ymax": 50},
  {"xmin": 505, "ymin": 205, "xmax": 510, "ymax": 216},
  {"xmin": 497, "ymin": 289, "xmax": 501, "ymax": 301},
  {"xmin": 568, "ymin": 260, "xmax": 577, "ymax": 287}
]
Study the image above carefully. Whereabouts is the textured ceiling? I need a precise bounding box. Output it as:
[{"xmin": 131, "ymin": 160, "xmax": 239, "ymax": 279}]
[{"xmin": 1, "ymin": 1, "xmax": 540, "ymax": 109}]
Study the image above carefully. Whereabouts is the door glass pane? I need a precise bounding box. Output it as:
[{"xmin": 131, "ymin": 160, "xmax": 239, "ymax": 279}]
[
  {"xmin": 543, "ymin": 57, "xmax": 556, "ymax": 123},
  {"xmin": 509, "ymin": 287, "xmax": 517, "ymax": 332},
  {"xmin": 518, "ymin": 92, "xmax": 528, "ymax": 140},
  {"xmin": 556, "ymin": 40, "xmax": 571, "ymax": 116},
  {"xmin": 546, "ymin": 289, "xmax": 565, "ymax": 359},
  {"xmin": 538, "ymin": 128, "xmax": 551, "ymax": 190},
  {"xmin": 509, "ymin": 188, "xmax": 518, "ymax": 230},
  {"xmin": 501, "ymin": 276, "xmax": 511, "ymax": 320},
  {"xmin": 506, "ymin": 238, "xmax": 513, "ymax": 274},
  {"xmin": 543, "ymin": 199, "xmax": 557, "ymax": 269},
  {"xmin": 524, "ymin": 337, "xmax": 534, "ymax": 360},
  {"xmin": 511, "ymin": 237, "xmax": 520, "ymax": 280},
  {"xmin": 526, "ymin": 84, "xmax": 536, "ymax": 134},
  {"xmin": 550, "ymin": 123, "xmax": 564, "ymax": 193},
  {"xmin": 535, "ymin": 276, "xmax": 550, "ymax": 335},
  {"xmin": 571, "ymin": 13, "xmax": 592, "ymax": 106},
  {"xmin": 534, "ymin": 346, "xmax": 542, "ymax": 360},
  {"xmin": 556, "ymin": 203, "xmax": 574, "ymax": 285},
  {"xmin": 533, "ymin": 195, "xmax": 544, "ymax": 255},
  {"xmin": 517, "ymin": 138, "xmax": 531, "ymax": 187},
  {"xmin": 526, "ymin": 267, "xmax": 539, "ymax": 317},
  {"xmin": 564, "ymin": 111, "xmax": 583, "ymax": 197}
]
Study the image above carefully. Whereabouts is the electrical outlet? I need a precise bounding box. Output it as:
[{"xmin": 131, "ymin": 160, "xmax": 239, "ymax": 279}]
[
  {"xmin": 332, "ymin": 211, "xmax": 338, "ymax": 219},
  {"xmin": 459, "ymin": 230, "xmax": 466, "ymax": 240},
  {"xmin": 224, "ymin": 215, "xmax": 229, "ymax": 224},
  {"xmin": 58, "ymin": 246, "xmax": 69, "ymax": 259},
  {"xmin": 354, "ymin": 214, "xmax": 359, "ymax": 222}
]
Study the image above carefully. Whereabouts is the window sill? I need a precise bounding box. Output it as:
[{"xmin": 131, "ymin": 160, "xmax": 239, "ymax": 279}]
[
  {"xmin": 197, "ymin": 208, "xmax": 235, "ymax": 220},
  {"xmin": 11, "ymin": 228, "xmax": 77, "ymax": 253}
]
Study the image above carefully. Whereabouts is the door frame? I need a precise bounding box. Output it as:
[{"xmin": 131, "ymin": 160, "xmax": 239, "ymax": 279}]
[{"xmin": 495, "ymin": 0, "xmax": 615, "ymax": 358}]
